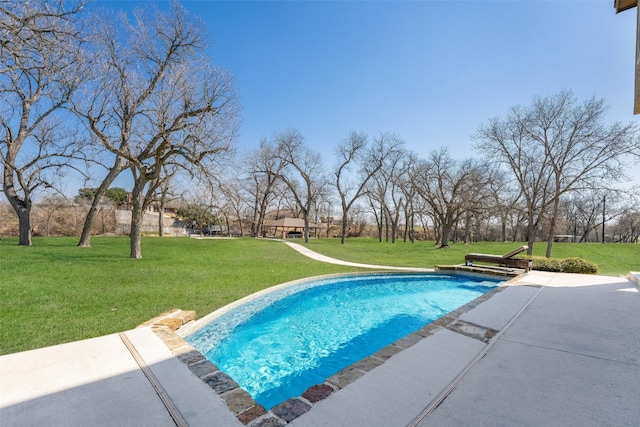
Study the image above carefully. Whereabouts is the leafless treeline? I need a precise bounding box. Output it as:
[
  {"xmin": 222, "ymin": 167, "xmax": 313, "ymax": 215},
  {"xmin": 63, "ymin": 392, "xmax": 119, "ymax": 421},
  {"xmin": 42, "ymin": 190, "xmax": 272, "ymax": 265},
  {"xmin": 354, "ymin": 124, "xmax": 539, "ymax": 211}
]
[
  {"xmin": 228, "ymin": 114, "xmax": 639, "ymax": 258},
  {"xmin": 2, "ymin": 1, "xmax": 639, "ymax": 258}
]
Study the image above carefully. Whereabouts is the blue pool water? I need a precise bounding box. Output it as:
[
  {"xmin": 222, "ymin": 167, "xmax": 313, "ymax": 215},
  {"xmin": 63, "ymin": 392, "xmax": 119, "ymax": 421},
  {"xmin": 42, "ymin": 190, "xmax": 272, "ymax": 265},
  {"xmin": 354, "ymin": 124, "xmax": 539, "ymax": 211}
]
[{"xmin": 185, "ymin": 273, "xmax": 500, "ymax": 410}]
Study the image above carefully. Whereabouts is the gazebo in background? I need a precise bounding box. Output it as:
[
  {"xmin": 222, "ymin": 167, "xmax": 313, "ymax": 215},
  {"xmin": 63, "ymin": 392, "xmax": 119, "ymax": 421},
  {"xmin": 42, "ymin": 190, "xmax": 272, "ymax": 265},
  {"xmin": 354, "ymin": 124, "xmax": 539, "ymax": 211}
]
[
  {"xmin": 263, "ymin": 217, "xmax": 321, "ymax": 239},
  {"xmin": 615, "ymin": 0, "xmax": 640, "ymax": 114}
]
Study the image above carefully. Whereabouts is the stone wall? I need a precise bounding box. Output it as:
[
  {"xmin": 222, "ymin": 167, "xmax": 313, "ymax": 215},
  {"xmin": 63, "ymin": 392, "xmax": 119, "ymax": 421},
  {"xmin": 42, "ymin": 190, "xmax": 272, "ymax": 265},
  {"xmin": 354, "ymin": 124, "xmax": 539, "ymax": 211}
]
[{"xmin": 115, "ymin": 210, "xmax": 188, "ymax": 236}]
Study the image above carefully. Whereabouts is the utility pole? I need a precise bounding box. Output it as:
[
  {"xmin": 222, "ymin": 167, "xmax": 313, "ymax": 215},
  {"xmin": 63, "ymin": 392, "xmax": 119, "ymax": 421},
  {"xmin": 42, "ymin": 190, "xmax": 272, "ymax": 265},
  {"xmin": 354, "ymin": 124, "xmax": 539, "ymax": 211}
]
[{"xmin": 602, "ymin": 195, "xmax": 606, "ymax": 244}]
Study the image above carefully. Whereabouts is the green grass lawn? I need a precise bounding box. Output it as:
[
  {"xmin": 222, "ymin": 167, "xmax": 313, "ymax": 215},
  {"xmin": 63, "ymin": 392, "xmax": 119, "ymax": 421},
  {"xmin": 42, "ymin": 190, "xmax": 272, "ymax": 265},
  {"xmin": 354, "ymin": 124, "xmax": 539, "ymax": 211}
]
[
  {"xmin": 1, "ymin": 236, "xmax": 637, "ymax": 355},
  {"xmin": 0, "ymin": 236, "xmax": 361, "ymax": 355},
  {"xmin": 302, "ymin": 238, "xmax": 639, "ymax": 276}
]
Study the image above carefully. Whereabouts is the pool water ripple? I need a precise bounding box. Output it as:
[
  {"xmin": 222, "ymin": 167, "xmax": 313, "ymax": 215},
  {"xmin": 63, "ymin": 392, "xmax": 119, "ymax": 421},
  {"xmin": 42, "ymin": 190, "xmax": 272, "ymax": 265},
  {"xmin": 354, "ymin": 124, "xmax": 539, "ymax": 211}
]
[{"xmin": 185, "ymin": 273, "xmax": 500, "ymax": 410}]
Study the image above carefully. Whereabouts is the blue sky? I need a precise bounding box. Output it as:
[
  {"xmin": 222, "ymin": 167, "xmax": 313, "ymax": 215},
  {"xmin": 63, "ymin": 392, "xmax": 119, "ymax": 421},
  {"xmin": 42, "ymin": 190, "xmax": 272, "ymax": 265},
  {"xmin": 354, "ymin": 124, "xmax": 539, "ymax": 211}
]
[{"xmin": 96, "ymin": 0, "xmax": 639, "ymax": 185}]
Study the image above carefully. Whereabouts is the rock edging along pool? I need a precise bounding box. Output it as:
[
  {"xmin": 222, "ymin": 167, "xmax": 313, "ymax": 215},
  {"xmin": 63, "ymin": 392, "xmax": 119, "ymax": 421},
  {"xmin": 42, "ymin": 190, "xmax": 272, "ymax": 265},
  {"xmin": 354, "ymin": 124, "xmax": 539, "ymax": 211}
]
[{"xmin": 184, "ymin": 272, "xmax": 503, "ymax": 410}]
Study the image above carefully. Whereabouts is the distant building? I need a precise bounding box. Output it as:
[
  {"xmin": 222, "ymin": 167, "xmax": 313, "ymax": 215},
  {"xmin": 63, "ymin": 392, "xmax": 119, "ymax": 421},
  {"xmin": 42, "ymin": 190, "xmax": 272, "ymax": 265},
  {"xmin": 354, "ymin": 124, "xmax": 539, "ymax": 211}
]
[
  {"xmin": 615, "ymin": 0, "xmax": 640, "ymax": 114},
  {"xmin": 262, "ymin": 217, "xmax": 321, "ymax": 238}
]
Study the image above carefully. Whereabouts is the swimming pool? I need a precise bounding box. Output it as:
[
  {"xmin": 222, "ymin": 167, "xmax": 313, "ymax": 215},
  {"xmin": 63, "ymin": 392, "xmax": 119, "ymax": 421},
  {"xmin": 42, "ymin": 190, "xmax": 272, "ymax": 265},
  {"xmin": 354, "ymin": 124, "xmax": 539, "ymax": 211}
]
[{"xmin": 185, "ymin": 273, "xmax": 501, "ymax": 410}]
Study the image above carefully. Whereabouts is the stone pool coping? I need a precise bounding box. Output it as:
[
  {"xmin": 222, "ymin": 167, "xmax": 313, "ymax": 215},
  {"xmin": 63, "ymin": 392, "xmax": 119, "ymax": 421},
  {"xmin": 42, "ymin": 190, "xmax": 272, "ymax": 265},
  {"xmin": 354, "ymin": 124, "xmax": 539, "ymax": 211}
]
[{"xmin": 153, "ymin": 271, "xmax": 517, "ymax": 426}]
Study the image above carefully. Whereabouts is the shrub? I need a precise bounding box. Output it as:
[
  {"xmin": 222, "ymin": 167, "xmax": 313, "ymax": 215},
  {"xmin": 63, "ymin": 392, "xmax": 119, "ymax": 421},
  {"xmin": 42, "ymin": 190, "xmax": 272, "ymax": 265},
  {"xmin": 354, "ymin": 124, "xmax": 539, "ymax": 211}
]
[
  {"xmin": 561, "ymin": 257, "xmax": 599, "ymax": 274},
  {"xmin": 531, "ymin": 256, "xmax": 598, "ymax": 274},
  {"xmin": 531, "ymin": 256, "xmax": 563, "ymax": 272}
]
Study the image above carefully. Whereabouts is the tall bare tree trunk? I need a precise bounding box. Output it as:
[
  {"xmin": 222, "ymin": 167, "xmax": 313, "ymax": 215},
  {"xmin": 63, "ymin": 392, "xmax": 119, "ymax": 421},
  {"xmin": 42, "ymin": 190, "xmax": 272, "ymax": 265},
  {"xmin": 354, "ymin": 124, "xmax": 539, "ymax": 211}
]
[
  {"xmin": 526, "ymin": 211, "xmax": 536, "ymax": 256},
  {"xmin": 390, "ymin": 209, "xmax": 399, "ymax": 244},
  {"xmin": 158, "ymin": 203, "xmax": 165, "ymax": 237},
  {"xmin": 303, "ymin": 213, "xmax": 310, "ymax": 243},
  {"xmin": 463, "ymin": 212, "xmax": 472, "ymax": 244},
  {"xmin": 129, "ymin": 176, "xmax": 148, "ymax": 259},
  {"xmin": 340, "ymin": 209, "xmax": 349, "ymax": 244},
  {"xmin": 4, "ymin": 145, "xmax": 34, "ymax": 246},
  {"xmin": 257, "ymin": 196, "xmax": 270, "ymax": 237},
  {"xmin": 16, "ymin": 205, "xmax": 32, "ymax": 246},
  {"xmin": 545, "ymin": 196, "xmax": 561, "ymax": 258},
  {"xmin": 4, "ymin": 170, "xmax": 33, "ymax": 246},
  {"xmin": 78, "ymin": 156, "xmax": 125, "ymax": 247},
  {"xmin": 130, "ymin": 208, "xmax": 143, "ymax": 259},
  {"xmin": 440, "ymin": 223, "xmax": 452, "ymax": 248},
  {"xmin": 377, "ymin": 206, "xmax": 383, "ymax": 242}
]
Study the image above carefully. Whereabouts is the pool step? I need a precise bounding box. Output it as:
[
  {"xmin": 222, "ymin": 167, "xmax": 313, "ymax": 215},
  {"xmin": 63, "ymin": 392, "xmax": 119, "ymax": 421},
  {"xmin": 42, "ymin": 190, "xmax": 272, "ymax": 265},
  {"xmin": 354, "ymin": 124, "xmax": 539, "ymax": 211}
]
[{"xmin": 435, "ymin": 264, "xmax": 525, "ymax": 277}]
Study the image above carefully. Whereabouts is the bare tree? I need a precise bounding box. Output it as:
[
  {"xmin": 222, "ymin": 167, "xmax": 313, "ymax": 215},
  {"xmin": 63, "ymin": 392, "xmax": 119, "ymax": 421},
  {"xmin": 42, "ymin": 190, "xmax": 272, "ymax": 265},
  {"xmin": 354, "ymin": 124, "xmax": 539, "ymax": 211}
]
[
  {"xmin": 149, "ymin": 164, "xmax": 180, "ymax": 237},
  {"xmin": 333, "ymin": 131, "xmax": 405, "ymax": 244},
  {"xmin": 75, "ymin": 2, "xmax": 239, "ymax": 257},
  {"xmin": 275, "ymin": 129, "xmax": 327, "ymax": 243},
  {"xmin": 563, "ymin": 191, "xmax": 606, "ymax": 243},
  {"xmin": 475, "ymin": 111, "xmax": 551, "ymax": 253},
  {"xmin": 244, "ymin": 139, "xmax": 288, "ymax": 237},
  {"xmin": 365, "ymin": 133, "xmax": 407, "ymax": 243},
  {"xmin": 36, "ymin": 194, "xmax": 68, "ymax": 237},
  {"xmin": 196, "ymin": 174, "xmax": 246, "ymax": 237},
  {"xmin": 399, "ymin": 152, "xmax": 420, "ymax": 243},
  {"xmin": 1, "ymin": 0, "xmax": 87, "ymax": 245},
  {"xmin": 383, "ymin": 150, "xmax": 417, "ymax": 244},
  {"xmin": 414, "ymin": 148, "xmax": 491, "ymax": 248},
  {"xmin": 613, "ymin": 207, "xmax": 640, "ymax": 243},
  {"xmin": 485, "ymin": 171, "xmax": 524, "ymax": 242},
  {"xmin": 410, "ymin": 194, "xmax": 432, "ymax": 241},
  {"xmin": 563, "ymin": 187, "xmax": 637, "ymax": 243},
  {"xmin": 333, "ymin": 131, "xmax": 369, "ymax": 243},
  {"xmin": 366, "ymin": 186, "xmax": 385, "ymax": 242},
  {"xmin": 475, "ymin": 90, "xmax": 640, "ymax": 256},
  {"xmin": 217, "ymin": 179, "xmax": 246, "ymax": 236}
]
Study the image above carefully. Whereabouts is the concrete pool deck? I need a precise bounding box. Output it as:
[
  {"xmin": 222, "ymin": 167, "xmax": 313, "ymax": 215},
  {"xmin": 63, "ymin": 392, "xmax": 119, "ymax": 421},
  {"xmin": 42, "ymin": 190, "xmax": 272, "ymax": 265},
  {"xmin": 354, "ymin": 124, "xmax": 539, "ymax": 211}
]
[{"xmin": 1, "ymin": 251, "xmax": 639, "ymax": 426}]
